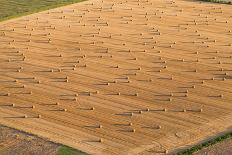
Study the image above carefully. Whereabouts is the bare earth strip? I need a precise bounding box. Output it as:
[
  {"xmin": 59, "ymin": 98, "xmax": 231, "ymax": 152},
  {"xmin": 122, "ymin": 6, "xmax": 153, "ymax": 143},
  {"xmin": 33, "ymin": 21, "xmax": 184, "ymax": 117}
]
[
  {"xmin": 0, "ymin": 0, "xmax": 232, "ymax": 154},
  {"xmin": 0, "ymin": 125, "xmax": 60, "ymax": 155},
  {"xmin": 194, "ymin": 138, "xmax": 232, "ymax": 155}
]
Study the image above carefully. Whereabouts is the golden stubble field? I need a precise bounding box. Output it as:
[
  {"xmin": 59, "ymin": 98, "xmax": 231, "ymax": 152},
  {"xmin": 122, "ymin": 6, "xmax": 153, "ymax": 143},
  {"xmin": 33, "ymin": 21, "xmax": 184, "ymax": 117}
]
[{"xmin": 0, "ymin": 0, "xmax": 232, "ymax": 154}]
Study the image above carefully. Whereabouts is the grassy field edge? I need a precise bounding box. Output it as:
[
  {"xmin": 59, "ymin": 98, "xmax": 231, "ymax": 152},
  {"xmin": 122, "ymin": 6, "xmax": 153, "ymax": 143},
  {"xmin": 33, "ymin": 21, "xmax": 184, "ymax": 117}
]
[
  {"xmin": 176, "ymin": 131, "xmax": 232, "ymax": 155},
  {"xmin": 57, "ymin": 146, "xmax": 89, "ymax": 155},
  {"xmin": 196, "ymin": 0, "xmax": 232, "ymax": 5},
  {"xmin": 0, "ymin": 0, "xmax": 85, "ymax": 22}
]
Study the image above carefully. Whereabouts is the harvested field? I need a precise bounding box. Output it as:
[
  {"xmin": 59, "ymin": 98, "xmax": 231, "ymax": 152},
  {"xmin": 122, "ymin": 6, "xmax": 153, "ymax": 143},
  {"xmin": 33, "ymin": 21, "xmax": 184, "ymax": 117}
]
[{"xmin": 0, "ymin": 0, "xmax": 232, "ymax": 154}]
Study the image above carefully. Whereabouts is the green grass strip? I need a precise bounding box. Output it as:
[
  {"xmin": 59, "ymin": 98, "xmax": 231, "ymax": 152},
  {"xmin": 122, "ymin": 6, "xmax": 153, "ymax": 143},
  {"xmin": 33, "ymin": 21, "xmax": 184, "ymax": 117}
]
[
  {"xmin": 0, "ymin": 0, "xmax": 85, "ymax": 22},
  {"xmin": 57, "ymin": 146, "xmax": 89, "ymax": 155},
  {"xmin": 177, "ymin": 132, "xmax": 232, "ymax": 155},
  {"xmin": 196, "ymin": 0, "xmax": 232, "ymax": 5}
]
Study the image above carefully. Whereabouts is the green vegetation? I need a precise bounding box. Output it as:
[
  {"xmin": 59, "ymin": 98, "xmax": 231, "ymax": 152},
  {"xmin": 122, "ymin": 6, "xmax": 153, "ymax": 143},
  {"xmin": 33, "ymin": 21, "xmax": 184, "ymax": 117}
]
[
  {"xmin": 177, "ymin": 132, "xmax": 232, "ymax": 155},
  {"xmin": 0, "ymin": 0, "xmax": 85, "ymax": 22},
  {"xmin": 57, "ymin": 146, "xmax": 88, "ymax": 155},
  {"xmin": 197, "ymin": 0, "xmax": 232, "ymax": 5}
]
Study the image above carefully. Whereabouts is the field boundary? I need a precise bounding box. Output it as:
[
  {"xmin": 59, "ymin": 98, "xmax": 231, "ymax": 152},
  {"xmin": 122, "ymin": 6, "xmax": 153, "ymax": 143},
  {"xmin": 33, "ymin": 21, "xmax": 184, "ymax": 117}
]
[
  {"xmin": 195, "ymin": 0, "xmax": 232, "ymax": 5},
  {"xmin": 0, "ymin": 0, "xmax": 85, "ymax": 22},
  {"xmin": 175, "ymin": 129, "xmax": 232, "ymax": 155}
]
